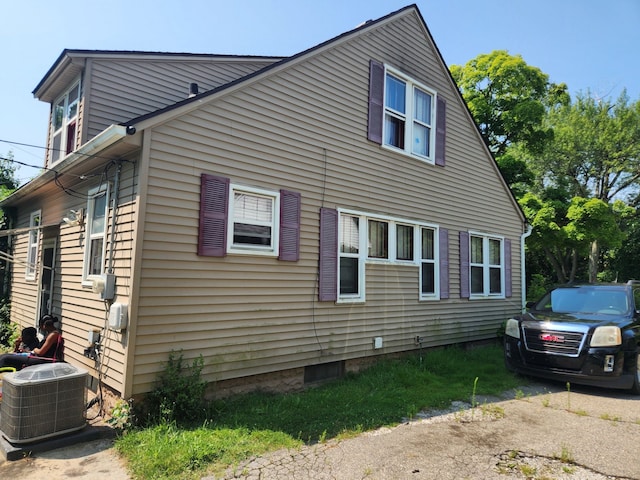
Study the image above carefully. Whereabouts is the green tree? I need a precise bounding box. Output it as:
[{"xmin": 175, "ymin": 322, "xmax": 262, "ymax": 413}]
[
  {"xmin": 450, "ymin": 50, "xmax": 567, "ymax": 157},
  {"xmin": 533, "ymin": 91, "xmax": 640, "ymax": 281},
  {"xmin": 519, "ymin": 193, "xmax": 627, "ymax": 284},
  {"xmin": 0, "ymin": 151, "xmax": 18, "ymax": 342}
]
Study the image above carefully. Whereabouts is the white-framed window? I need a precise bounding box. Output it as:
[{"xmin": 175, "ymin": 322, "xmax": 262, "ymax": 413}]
[
  {"xmin": 383, "ymin": 66, "xmax": 436, "ymax": 161},
  {"xmin": 469, "ymin": 233, "xmax": 504, "ymax": 297},
  {"xmin": 83, "ymin": 185, "xmax": 109, "ymax": 282},
  {"xmin": 26, "ymin": 210, "xmax": 41, "ymax": 280},
  {"xmin": 420, "ymin": 227, "xmax": 437, "ymax": 297},
  {"xmin": 337, "ymin": 210, "xmax": 439, "ymax": 302},
  {"xmin": 339, "ymin": 214, "xmax": 362, "ymax": 299},
  {"xmin": 51, "ymin": 79, "xmax": 81, "ymax": 164},
  {"xmin": 227, "ymin": 185, "xmax": 280, "ymax": 256}
]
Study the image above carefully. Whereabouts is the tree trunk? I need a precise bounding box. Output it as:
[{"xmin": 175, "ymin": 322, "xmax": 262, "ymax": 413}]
[{"xmin": 589, "ymin": 239, "xmax": 600, "ymax": 283}]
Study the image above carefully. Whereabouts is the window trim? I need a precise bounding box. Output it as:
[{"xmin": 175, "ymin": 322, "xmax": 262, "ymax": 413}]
[
  {"xmin": 467, "ymin": 231, "xmax": 505, "ymax": 299},
  {"xmin": 82, "ymin": 185, "xmax": 109, "ymax": 285},
  {"xmin": 25, "ymin": 210, "xmax": 41, "ymax": 281},
  {"xmin": 50, "ymin": 78, "xmax": 81, "ymax": 165},
  {"xmin": 383, "ymin": 65, "xmax": 437, "ymax": 163},
  {"xmin": 227, "ymin": 184, "xmax": 280, "ymax": 257}
]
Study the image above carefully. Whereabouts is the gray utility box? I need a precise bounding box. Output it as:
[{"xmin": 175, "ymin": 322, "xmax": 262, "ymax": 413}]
[{"xmin": 0, "ymin": 363, "xmax": 88, "ymax": 443}]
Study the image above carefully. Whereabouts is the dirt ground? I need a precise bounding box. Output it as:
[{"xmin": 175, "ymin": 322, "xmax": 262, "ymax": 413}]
[{"xmin": 1, "ymin": 382, "xmax": 639, "ymax": 479}]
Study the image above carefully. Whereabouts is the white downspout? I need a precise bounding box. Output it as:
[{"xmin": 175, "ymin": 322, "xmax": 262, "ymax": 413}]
[{"xmin": 520, "ymin": 224, "xmax": 533, "ymax": 312}]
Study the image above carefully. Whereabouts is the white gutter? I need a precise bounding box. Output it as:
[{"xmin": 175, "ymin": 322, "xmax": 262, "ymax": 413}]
[
  {"xmin": 520, "ymin": 224, "xmax": 533, "ymax": 312},
  {"xmin": 1, "ymin": 124, "xmax": 127, "ymax": 205}
]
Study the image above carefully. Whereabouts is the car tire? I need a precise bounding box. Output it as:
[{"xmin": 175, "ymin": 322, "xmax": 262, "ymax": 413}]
[{"xmin": 631, "ymin": 352, "xmax": 640, "ymax": 395}]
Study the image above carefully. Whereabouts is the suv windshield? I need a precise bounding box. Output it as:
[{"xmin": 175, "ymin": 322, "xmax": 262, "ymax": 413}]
[{"xmin": 534, "ymin": 287, "xmax": 630, "ymax": 315}]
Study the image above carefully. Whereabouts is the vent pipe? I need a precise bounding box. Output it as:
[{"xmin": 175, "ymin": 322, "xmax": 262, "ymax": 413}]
[{"xmin": 188, "ymin": 82, "xmax": 199, "ymax": 98}]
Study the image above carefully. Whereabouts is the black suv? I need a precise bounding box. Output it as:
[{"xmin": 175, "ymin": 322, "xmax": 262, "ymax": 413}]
[{"xmin": 504, "ymin": 282, "xmax": 640, "ymax": 394}]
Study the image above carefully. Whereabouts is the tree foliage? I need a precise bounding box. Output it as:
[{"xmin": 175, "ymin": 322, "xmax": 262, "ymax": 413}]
[
  {"xmin": 450, "ymin": 50, "xmax": 567, "ymax": 157},
  {"xmin": 451, "ymin": 50, "xmax": 640, "ymax": 286},
  {"xmin": 534, "ymin": 91, "xmax": 640, "ymax": 203}
]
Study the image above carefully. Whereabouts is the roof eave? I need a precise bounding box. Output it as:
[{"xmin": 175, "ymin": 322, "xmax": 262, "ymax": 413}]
[{"xmin": 1, "ymin": 124, "xmax": 128, "ymax": 206}]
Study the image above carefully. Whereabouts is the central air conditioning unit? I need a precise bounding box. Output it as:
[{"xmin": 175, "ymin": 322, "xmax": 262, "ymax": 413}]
[{"xmin": 0, "ymin": 363, "xmax": 88, "ymax": 443}]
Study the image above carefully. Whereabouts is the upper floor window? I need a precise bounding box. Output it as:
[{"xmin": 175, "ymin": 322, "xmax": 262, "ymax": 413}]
[
  {"xmin": 469, "ymin": 234, "xmax": 504, "ymax": 297},
  {"xmin": 83, "ymin": 185, "xmax": 109, "ymax": 281},
  {"xmin": 384, "ymin": 68, "xmax": 435, "ymax": 160},
  {"xmin": 26, "ymin": 210, "xmax": 41, "ymax": 280},
  {"xmin": 51, "ymin": 80, "xmax": 80, "ymax": 164},
  {"xmin": 368, "ymin": 61, "xmax": 446, "ymax": 166}
]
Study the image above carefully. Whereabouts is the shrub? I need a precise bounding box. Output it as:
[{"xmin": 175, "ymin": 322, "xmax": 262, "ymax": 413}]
[
  {"xmin": 0, "ymin": 299, "xmax": 13, "ymax": 348},
  {"xmin": 137, "ymin": 351, "xmax": 207, "ymax": 426}
]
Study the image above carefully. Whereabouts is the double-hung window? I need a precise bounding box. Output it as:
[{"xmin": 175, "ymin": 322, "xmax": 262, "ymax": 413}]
[
  {"xmin": 26, "ymin": 210, "xmax": 41, "ymax": 280},
  {"xmin": 51, "ymin": 80, "xmax": 80, "ymax": 164},
  {"xmin": 227, "ymin": 185, "xmax": 280, "ymax": 256},
  {"xmin": 84, "ymin": 186, "xmax": 109, "ymax": 282},
  {"xmin": 470, "ymin": 234, "xmax": 504, "ymax": 296},
  {"xmin": 420, "ymin": 227, "xmax": 437, "ymax": 296},
  {"xmin": 339, "ymin": 214, "xmax": 361, "ymax": 297},
  {"xmin": 384, "ymin": 67, "xmax": 436, "ymax": 161}
]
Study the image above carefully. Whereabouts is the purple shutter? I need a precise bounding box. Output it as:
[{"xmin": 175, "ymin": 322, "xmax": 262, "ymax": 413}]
[
  {"xmin": 198, "ymin": 174, "xmax": 229, "ymax": 257},
  {"xmin": 279, "ymin": 189, "xmax": 301, "ymax": 261},
  {"xmin": 459, "ymin": 231, "xmax": 470, "ymax": 298},
  {"xmin": 504, "ymin": 238, "xmax": 512, "ymax": 298},
  {"xmin": 439, "ymin": 228, "xmax": 449, "ymax": 299},
  {"xmin": 318, "ymin": 208, "xmax": 338, "ymax": 301},
  {"xmin": 367, "ymin": 60, "xmax": 384, "ymax": 144},
  {"xmin": 435, "ymin": 97, "xmax": 446, "ymax": 166}
]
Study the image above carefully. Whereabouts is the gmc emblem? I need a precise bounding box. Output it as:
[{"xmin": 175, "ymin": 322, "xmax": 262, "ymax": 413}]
[{"xmin": 540, "ymin": 333, "xmax": 565, "ymax": 343}]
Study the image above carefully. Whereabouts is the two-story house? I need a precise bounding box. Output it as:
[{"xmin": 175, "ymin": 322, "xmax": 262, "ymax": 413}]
[{"xmin": 0, "ymin": 5, "xmax": 527, "ymax": 402}]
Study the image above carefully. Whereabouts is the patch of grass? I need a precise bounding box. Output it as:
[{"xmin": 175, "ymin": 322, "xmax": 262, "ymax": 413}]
[
  {"xmin": 115, "ymin": 423, "xmax": 300, "ymax": 480},
  {"xmin": 554, "ymin": 445, "xmax": 575, "ymax": 464},
  {"xmin": 116, "ymin": 345, "xmax": 522, "ymax": 479}
]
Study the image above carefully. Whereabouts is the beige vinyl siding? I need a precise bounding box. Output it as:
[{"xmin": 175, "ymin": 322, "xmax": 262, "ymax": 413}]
[
  {"xmin": 85, "ymin": 58, "xmax": 280, "ymax": 140},
  {"xmin": 7, "ymin": 160, "xmax": 138, "ymax": 392},
  {"xmin": 127, "ymin": 11, "xmax": 524, "ymax": 395}
]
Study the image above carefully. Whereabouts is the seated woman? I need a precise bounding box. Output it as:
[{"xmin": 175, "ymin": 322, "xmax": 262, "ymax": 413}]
[{"xmin": 0, "ymin": 317, "xmax": 65, "ymax": 370}]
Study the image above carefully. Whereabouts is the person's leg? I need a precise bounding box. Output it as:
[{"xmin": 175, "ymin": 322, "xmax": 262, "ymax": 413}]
[{"xmin": 0, "ymin": 353, "xmax": 29, "ymax": 370}]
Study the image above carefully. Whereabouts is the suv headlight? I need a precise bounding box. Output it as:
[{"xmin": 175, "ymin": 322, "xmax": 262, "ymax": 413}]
[
  {"xmin": 590, "ymin": 326, "xmax": 622, "ymax": 347},
  {"xmin": 505, "ymin": 318, "xmax": 520, "ymax": 339}
]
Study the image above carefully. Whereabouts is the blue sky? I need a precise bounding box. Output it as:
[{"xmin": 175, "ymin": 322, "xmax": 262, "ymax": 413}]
[{"xmin": 2, "ymin": 0, "xmax": 639, "ymax": 184}]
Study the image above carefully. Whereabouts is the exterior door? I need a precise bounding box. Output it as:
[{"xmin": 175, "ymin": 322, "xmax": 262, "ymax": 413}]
[{"xmin": 37, "ymin": 238, "xmax": 57, "ymax": 321}]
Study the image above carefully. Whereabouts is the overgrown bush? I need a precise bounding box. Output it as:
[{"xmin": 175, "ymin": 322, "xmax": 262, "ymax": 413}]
[
  {"xmin": 136, "ymin": 351, "xmax": 207, "ymax": 426},
  {"xmin": 0, "ymin": 299, "xmax": 14, "ymax": 348}
]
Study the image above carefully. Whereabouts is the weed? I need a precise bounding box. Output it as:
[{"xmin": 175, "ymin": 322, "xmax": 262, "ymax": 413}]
[
  {"xmin": 541, "ymin": 397, "xmax": 551, "ymax": 408},
  {"xmin": 471, "ymin": 376, "xmax": 479, "ymax": 407},
  {"xmin": 108, "ymin": 398, "xmax": 133, "ymax": 433},
  {"xmin": 562, "ymin": 465, "xmax": 576, "ymax": 474},
  {"xmin": 600, "ymin": 413, "xmax": 621, "ymax": 422},
  {"xmin": 514, "ymin": 388, "xmax": 525, "ymax": 400},
  {"xmin": 565, "ymin": 382, "xmax": 571, "ymax": 411},
  {"xmin": 554, "ymin": 445, "xmax": 574, "ymax": 464},
  {"xmin": 136, "ymin": 351, "xmax": 207, "ymax": 426},
  {"xmin": 519, "ymin": 464, "xmax": 536, "ymax": 476},
  {"xmin": 480, "ymin": 404, "xmax": 505, "ymax": 419},
  {"xmin": 573, "ymin": 409, "xmax": 588, "ymax": 417}
]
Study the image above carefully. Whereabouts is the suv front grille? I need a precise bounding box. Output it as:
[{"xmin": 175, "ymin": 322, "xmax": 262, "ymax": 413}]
[{"xmin": 523, "ymin": 327, "xmax": 585, "ymax": 357}]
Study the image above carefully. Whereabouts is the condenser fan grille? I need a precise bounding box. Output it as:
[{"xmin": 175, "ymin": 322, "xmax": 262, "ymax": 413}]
[{"xmin": 0, "ymin": 363, "xmax": 87, "ymax": 443}]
